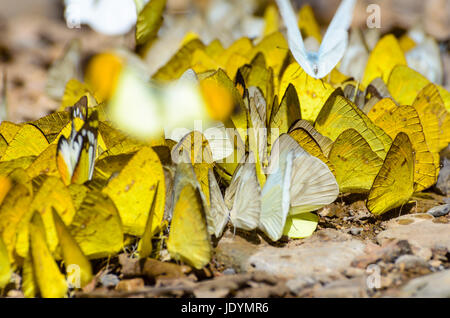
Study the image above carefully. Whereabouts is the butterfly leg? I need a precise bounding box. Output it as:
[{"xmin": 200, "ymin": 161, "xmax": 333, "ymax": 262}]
[{"xmin": 291, "ymin": 65, "xmax": 304, "ymax": 81}]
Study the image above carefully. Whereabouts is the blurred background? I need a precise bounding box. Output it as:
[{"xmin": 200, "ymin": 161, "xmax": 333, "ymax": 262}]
[{"xmin": 0, "ymin": 0, "xmax": 449, "ymax": 122}]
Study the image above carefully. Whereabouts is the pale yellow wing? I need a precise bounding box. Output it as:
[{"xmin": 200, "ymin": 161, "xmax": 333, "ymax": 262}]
[{"xmin": 167, "ymin": 184, "xmax": 212, "ymax": 269}]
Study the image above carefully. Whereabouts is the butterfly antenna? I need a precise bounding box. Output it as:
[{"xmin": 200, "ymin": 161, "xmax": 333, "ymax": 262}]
[
  {"xmin": 320, "ymin": 78, "xmax": 326, "ymax": 89},
  {"xmin": 291, "ymin": 66, "xmax": 303, "ymax": 80}
]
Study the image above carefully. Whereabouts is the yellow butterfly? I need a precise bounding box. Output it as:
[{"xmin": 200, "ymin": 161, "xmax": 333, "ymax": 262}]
[
  {"xmin": 366, "ymin": 132, "xmax": 415, "ymax": 215},
  {"xmin": 68, "ymin": 190, "xmax": 123, "ymax": 259},
  {"xmin": 53, "ymin": 208, "xmax": 93, "ymax": 288},
  {"xmin": 29, "ymin": 212, "xmax": 68, "ymax": 298},
  {"xmin": 167, "ymin": 182, "xmax": 212, "ymax": 269},
  {"xmin": 362, "ymin": 34, "xmax": 406, "ymax": 87},
  {"xmin": 328, "ymin": 128, "xmax": 383, "ymax": 193},
  {"xmin": 102, "ymin": 146, "xmax": 165, "ymax": 236},
  {"xmin": 314, "ymin": 90, "xmax": 392, "ymax": 159},
  {"xmin": 372, "ymin": 105, "xmax": 437, "ymax": 191}
]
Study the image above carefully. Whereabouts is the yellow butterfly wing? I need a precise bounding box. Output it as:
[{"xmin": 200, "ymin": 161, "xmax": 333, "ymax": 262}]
[
  {"xmin": 102, "ymin": 146, "xmax": 165, "ymax": 236},
  {"xmin": 137, "ymin": 182, "xmax": 160, "ymax": 259},
  {"xmin": 388, "ymin": 65, "xmax": 450, "ymax": 111},
  {"xmin": 69, "ymin": 191, "xmax": 123, "ymax": 259},
  {"xmin": 30, "ymin": 111, "xmax": 70, "ymax": 142},
  {"xmin": 412, "ymin": 83, "xmax": 448, "ymax": 152},
  {"xmin": 247, "ymin": 32, "xmax": 288, "ymax": 79},
  {"xmin": 283, "ymin": 211, "xmax": 319, "ymax": 239},
  {"xmin": 367, "ymin": 98, "xmax": 398, "ymax": 123},
  {"xmin": 289, "ymin": 119, "xmax": 334, "ymax": 156},
  {"xmin": 0, "ymin": 175, "xmax": 12, "ymax": 206},
  {"xmin": 53, "ymin": 209, "xmax": 93, "ymax": 288},
  {"xmin": 314, "ymin": 93, "xmax": 392, "ymax": 159},
  {"xmin": 367, "ymin": 132, "xmax": 414, "ymax": 215},
  {"xmin": 269, "ymin": 83, "xmax": 301, "ymax": 136},
  {"xmin": 280, "ymin": 63, "xmax": 335, "ymax": 122},
  {"xmin": 263, "ymin": 4, "xmax": 280, "ymax": 37},
  {"xmin": 59, "ymin": 79, "xmax": 98, "ymax": 111},
  {"xmin": 297, "ymin": 4, "xmax": 322, "ymax": 42},
  {"xmin": 0, "ymin": 157, "xmax": 35, "ymax": 176},
  {"xmin": 171, "ymin": 131, "xmax": 214, "ymax": 205},
  {"xmin": 328, "ymin": 129, "xmax": 384, "ymax": 193},
  {"xmin": 153, "ymin": 39, "xmax": 205, "ymax": 81},
  {"xmin": 22, "ymin": 253, "xmax": 37, "ymax": 298},
  {"xmin": 362, "ymin": 34, "xmax": 407, "ymax": 87},
  {"xmin": 15, "ymin": 176, "xmax": 76, "ymax": 258},
  {"xmin": 373, "ymin": 105, "xmax": 436, "ymax": 191},
  {"xmin": 1, "ymin": 124, "xmax": 48, "ymax": 162},
  {"xmin": 0, "ymin": 121, "xmax": 21, "ymax": 144},
  {"xmin": 167, "ymin": 184, "xmax": 212, "ymax": 269},
  {"xmin": 26, "ymin": 144, "xmax": 59, "ymax": 179},
  {"xmin": 0, "ymin": 182, "xmax": 32, "ymax": 258},
  {"xmin": 289, "ymin": 127, "xmax": 335, "ymax": 175},
  {"xmin": 29, "ymin": 212, "xmax": 68, "ymax": 298},
  {"xmin": 0, "ymin": 134, "xmax": 7, "ymax": 158},
  {"xmin": 0, "ymin": 236, "xmax": 11, "ymax": 289}
]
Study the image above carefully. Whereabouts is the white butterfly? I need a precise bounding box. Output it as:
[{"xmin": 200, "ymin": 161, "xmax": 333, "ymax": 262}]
[
  {"xmin": 64, "ymin": 0, "xmax": 146, "ymax": 35},
  {"xmin": 276, "ymin": 0, "xmax": 357, "ymax": 79},
  {"xmin": 208, "ymin": 152, "xmax": 262, "ymax": 238},
  {"xmin": 208, "ymin": 134, "xmax": 339, "ymax": 241}
]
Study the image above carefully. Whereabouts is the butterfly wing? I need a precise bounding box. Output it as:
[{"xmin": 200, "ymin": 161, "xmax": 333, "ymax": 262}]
[
  {"xmin": 229, "ymin": 152, "xmax": 261, "ymax": 232},
  {"xmin": 289, "ymin": 148, "xmax": 339, "ymax": 214},
  {"xmin": 275, "ymin": 0, "xmax": 314, "ymax": 77},
  {"xmin": 317, "ymin": 0, "xmax": 356, "ymax": 78},
  {"xmin": 71, "ymin": 112, "xmax": 98, "ymax": 184},
  {"xmin": 208, "ymin": 169, "xmax": 230, "ymax": 238},
  {"xmin": 167, "ymin": 184, "xmax": 212, "ymax": 269},
  {"xmin": 366, "ymin": 132, "xmax": 415, "ymax": 215},
  {"xmin": 259, "ymin": 151, "xmax": 293, "ymax": 242}
]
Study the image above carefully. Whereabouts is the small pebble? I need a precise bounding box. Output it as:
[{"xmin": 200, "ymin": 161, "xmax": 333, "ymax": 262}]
[
  {"xmin": 100, "ymin": 274, "xmax": 120, "ymax": 287},
  {"xmin": 349, "ymin": 228, "xmax": 362, "ymax": 235},
  {"xmin": 395, "ymin": 255, "xmax": 429, "ymax": 270},
  {"xmin": 222, "ymin": 268, "xmax": 236, "ymax": 275},
  {"xmin": 427, "ymin": 204, "xmax": 450, "ymax": 217}
]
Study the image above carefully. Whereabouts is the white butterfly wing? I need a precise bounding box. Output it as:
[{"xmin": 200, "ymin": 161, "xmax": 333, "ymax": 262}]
[
  {"xmin": 289, "ymin": 152, "xmax": 339, "ymax": 214},
  {"xmin": 275, "ymin": 0, "xmax": 315, "ymax": 77},
  {"xmin": 259, "ymin": 151, "xmax": 293, "ymax": 242},
  {"xmin": 317, "ymin": 0, "xmax": 357, "ymax": 78},
  {"xmin": 208, "ymin": 169, "xmax": 230, "ymax": 238},
  {"xmin": 229, "ymin": 152, "xmax": 261, "ymax": 231}
]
